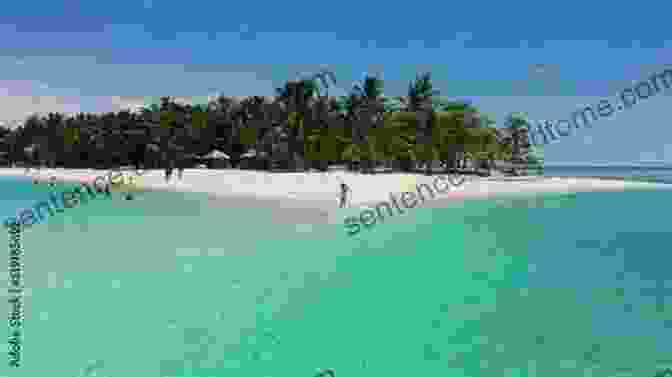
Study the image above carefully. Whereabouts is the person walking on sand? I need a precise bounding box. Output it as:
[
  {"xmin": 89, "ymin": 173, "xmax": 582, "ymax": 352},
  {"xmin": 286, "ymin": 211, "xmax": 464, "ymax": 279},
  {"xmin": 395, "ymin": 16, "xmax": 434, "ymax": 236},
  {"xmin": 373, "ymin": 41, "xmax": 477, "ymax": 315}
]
[
  {"xmin": 177, "ymin": 158, "xmax": 185, "ymax": 181},
  {"xmin": 165, "ymin": 159, "xmax": 175, "ymax": 182},
  {"xmin": 337, "ymin": 178, "xmax": 350, "ymax": 208}
]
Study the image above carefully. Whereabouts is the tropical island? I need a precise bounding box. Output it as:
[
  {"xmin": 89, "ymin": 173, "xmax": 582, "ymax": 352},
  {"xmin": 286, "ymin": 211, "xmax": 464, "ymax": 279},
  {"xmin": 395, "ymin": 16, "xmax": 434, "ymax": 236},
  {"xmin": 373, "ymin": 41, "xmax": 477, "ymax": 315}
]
[
  {"xmin": 0, "ymin": 71, "xmax": 537, "ymax": 176},
  {"xmin": 0, "ymin": 70, "xmax": 665, "ymax": 214}
]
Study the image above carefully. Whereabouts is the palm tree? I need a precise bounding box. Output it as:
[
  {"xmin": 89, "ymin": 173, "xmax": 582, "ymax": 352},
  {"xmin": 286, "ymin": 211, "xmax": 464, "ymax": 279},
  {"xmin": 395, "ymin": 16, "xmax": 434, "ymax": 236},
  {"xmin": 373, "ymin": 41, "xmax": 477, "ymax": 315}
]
[
  {"xmin": 503, "ymin": 112, "xmax": 531, "ymax": 176},
  {"xmin": 330, "ymin": 93, "xmax": 361, "ymax": 171},
  {"xmin": 276, "ymin": 79, "xmax": 317, "ymax": 171},
  {"xmin": 312, "ymin": 68, "xmax": 337, "ymax": 98},
  {"xmin": 4, "ymin": 132, "xmax": 18, "ymax": 167},
  {"xmin": 349, "ymin": 73, "xmax": 387, "ymax": 174},
  {"xmin": 465, "ymin": 127, "xmax": 499, "ymax": 176},
  {"xmin": 395, "ymin": 72, "xmax": 440, "ymax": 112},
  {"xmin": 403, "ymin": 72, "xmax": 440, "ymax": 175},
  {"xmin": 527, "ymin": 144, "xmax": 545, "ymax": 176},
  {"xmin": 435, "ymin": 100, "xmax": 485, "ymax": 171}
]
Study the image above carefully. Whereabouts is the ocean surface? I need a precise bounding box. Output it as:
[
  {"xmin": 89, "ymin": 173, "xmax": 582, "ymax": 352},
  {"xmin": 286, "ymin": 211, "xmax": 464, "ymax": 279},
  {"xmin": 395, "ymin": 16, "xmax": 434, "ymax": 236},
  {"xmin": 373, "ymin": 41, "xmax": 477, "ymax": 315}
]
[
  {"xmin": 1, "ymin": 167, "xmax": 672, "ymax": 377},
  {"xmin": 543, "ymin": 164, "xmax": 672, "ymax": 184}
]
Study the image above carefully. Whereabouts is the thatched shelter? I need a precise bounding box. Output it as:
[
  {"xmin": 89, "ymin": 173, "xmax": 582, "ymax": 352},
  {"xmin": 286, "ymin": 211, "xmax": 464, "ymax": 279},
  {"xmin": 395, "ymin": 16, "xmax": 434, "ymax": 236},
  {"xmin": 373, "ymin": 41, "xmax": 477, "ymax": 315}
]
[{"xmin": 202, "ymin": 149, "xmax": 230, "ymax": 169}]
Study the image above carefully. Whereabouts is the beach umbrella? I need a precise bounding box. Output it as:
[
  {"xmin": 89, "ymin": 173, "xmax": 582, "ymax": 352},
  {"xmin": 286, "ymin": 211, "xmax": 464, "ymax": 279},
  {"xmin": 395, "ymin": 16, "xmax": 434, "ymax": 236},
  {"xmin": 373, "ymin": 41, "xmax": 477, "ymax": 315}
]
[
  {"xmin": 240, "ymin": 149, "xmax": 257, "ymax": 158},
  {"xmin": 203, "ymin": 149, "xmax": 230, "ymax": 159}
]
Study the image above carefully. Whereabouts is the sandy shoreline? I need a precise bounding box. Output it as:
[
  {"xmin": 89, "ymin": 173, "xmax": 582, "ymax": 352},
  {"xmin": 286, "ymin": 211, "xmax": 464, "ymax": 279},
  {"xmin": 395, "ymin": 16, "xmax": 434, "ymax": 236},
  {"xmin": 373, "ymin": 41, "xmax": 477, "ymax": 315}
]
[{"xmin": 2, "ymin": 168, "xmax": 671, "ymax": 224}]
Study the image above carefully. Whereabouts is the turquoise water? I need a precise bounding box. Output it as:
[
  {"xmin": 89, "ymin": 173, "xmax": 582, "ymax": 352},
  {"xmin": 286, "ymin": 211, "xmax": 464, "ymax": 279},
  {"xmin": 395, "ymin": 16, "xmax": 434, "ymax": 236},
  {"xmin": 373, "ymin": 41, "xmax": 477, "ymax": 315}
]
[{"xmin": 2, "ymin": 174, "xmax": 672, "ymax": 377}]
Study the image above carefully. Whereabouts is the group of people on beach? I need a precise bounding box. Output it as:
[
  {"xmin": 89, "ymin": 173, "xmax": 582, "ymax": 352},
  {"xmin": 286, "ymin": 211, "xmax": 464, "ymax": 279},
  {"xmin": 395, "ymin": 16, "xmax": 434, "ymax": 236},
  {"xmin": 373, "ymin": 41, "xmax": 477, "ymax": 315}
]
[
  {"xmin": 23, "ymin": 165, "xmax": 353, "ymax": 208},
  {"xmin": 26, "ymin": 167, "xmax": 137, "ymax": 200}
]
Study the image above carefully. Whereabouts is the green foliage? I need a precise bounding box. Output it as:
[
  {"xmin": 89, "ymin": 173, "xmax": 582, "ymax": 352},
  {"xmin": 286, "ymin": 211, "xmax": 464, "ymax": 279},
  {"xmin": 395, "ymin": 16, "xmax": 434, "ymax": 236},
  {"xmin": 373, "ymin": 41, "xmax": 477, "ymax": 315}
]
[
  {"xmin": 312, "ymin": 69, "xmax": 337, "ymax": 96},
  {"xmin": 527, "ymin": 145, "xmax": 545, "ymax": 174},
  {"xmin": 192, "ymin": 104, "xmax": 208, "ymax": 113},
  {"xmin": 192, "ymin": 110, "xmax": 208, "ymax": 129},
  {"xmin": 352, "ymin": 73, "xmax": 384, "ymax": 100},
  {"xmin": 160, "ymin": 110, "xmax": 176, "ymax": 128},
  {"xmin": 6, "ymin": 70, "xmax": 523, "ymax": 172},
  {"xmin": 406, "ymin": 72, "xmax": 440, "ymax": 110},
  {"xmin": 287, "ymin": 112, "xmax": 303, "ymax": 129},
  {"xmin": 413, "ymin": 142, "xmax": 438, "ymax": 161},
  {"xmin": 305, "ymin": 134, "xmax": 338, "ymax": 162},
  {"xmin": 239, "ymin": 127, "xmax": 258, "ymax": 146},
  {"xmin": 342, "ymin": 143, "xmax": 363, "ymax": 162},
  {"xmin": 504, "ymin": 113, "xmax": 530, "ymax": 136},
  {"xmin": 63, "ymin": 127, "xmax": 80, "ymax": 146}
]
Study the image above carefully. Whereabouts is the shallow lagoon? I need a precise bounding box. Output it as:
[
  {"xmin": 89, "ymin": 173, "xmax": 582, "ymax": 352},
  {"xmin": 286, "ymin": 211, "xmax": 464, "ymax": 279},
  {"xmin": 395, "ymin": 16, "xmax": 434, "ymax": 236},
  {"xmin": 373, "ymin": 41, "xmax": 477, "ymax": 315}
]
[{"xmin": 1, "ymin": 176, "xmax": 671, "ymax": 377}]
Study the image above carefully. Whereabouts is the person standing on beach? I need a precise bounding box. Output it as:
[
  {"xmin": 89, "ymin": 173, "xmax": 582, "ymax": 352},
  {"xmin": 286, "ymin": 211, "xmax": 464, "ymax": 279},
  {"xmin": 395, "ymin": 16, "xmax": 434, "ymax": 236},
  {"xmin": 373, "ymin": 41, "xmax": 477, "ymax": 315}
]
[
  {"xmin": 338, "ymin": 179, "xmax": 350, "ymax": 208},
  {"xmin": 165, "ymin": 158, "xmax": 175, "ymax": 182},
  {"xmin": 177, "ymin": 158, "xmax": 185, "ymax": 181}
]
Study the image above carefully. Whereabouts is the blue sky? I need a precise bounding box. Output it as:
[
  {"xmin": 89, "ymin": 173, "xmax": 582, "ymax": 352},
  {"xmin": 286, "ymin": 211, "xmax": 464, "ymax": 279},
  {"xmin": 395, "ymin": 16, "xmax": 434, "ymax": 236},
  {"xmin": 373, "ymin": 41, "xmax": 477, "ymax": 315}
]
[{"xmin": 0, "ymin": 0, "xmax": 670, "ymax": 164}]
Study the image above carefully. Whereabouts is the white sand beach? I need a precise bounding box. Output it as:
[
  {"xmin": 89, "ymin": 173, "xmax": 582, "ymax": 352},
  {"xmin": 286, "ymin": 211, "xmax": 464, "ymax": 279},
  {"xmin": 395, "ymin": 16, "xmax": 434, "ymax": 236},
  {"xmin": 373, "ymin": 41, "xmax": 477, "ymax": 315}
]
[{"xmin": 3, "ymin": 168, "xmax": 671, "ymax": 215}]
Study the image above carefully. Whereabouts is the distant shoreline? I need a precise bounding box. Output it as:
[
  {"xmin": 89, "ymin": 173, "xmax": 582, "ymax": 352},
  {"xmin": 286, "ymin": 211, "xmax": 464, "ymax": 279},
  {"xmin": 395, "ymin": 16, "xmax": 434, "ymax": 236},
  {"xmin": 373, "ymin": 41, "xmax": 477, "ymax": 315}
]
[
  {"xmin": 2, "ymin": 168, "xmax": 670, "ymax": 205},
  {"xmin": 2, "ymin": 168, "xmax": 671, "ymax": 228}
]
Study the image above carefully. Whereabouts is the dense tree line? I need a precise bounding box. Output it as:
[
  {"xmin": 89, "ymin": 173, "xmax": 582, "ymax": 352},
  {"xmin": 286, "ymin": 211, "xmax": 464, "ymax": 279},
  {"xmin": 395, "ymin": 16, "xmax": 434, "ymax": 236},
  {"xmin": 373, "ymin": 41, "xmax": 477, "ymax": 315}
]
[{"xmin": 0, "ymin": 71, "xmax": 534, "ymax": 175}]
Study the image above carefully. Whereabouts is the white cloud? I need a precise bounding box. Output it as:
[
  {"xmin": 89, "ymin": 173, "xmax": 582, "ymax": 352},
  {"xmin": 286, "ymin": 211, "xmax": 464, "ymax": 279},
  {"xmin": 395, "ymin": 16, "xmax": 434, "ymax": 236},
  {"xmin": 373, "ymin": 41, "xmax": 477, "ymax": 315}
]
[{"xmin": 0, "ymin": 81, "xmax": 87, "ymax": 126}]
